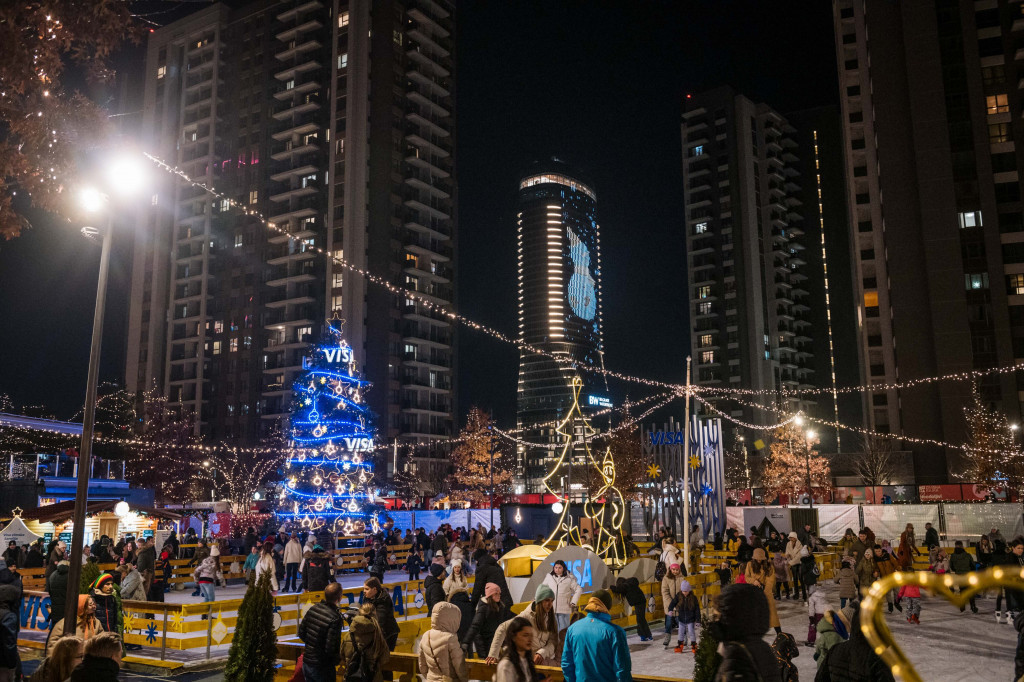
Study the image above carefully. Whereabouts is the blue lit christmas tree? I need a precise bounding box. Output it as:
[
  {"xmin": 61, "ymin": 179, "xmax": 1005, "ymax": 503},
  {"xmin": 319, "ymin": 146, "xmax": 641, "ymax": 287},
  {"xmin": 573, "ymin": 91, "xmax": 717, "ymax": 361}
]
[{"xmin": 280, "ymin": 316, "xmax": 385, "ymax": 535}]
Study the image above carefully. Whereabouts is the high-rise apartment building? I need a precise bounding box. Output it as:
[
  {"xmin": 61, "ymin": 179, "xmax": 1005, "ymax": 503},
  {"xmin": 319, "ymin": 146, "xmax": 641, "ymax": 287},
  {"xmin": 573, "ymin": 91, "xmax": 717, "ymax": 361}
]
[
  {"xmin": 515, "ymin": 159, "xmax": 605, "ymax": 493},
  {"xmin": 681, "ymin": 88, "xmax": 817, "ymax": 430},
  {"xmin": 832, "ymin": 0, "xmax": 1023, "ymax": 482},
  {"xmin": 125, "ymin": 0, "xmax": 457, "ymax": 465}
]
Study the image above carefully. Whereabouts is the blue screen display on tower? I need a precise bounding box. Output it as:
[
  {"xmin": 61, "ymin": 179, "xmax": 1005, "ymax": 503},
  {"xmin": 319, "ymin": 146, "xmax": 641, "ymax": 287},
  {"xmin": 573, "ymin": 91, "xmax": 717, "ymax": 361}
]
[{"xmin": 567, "ymin": 227, "xmax": 596, "ymax": 321}]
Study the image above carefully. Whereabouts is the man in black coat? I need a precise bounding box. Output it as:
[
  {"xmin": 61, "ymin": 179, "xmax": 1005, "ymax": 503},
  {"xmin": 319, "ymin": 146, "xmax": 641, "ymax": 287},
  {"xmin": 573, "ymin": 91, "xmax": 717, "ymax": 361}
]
[
  {"xmin": 924, "ymin": 523, "xmax": 940, "ymax": 551},
  {"xmin": 424, "ymin": 563, "xmax": 446, "ymax": 616},
  {"xmin": 817, "ymin": 608, "xmax": 895, "ymax": 682},
  {"xmin": 303, "ymin": 546, "xmax": 335, "ymax": 593},
  {"xmin": 45, "ymin": 561, "xmax": 68, "ymax": 628},
  {"xmin": 470, "ymin": 554, "xmax": 512, "ymax": 608},
  {"xmin": 297, "ymin": 583, "xmax": 343, "ymax": 682}
]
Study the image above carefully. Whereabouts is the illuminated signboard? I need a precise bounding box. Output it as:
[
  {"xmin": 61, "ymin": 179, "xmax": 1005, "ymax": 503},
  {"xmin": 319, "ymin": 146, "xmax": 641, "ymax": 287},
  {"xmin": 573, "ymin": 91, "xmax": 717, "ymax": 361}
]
[{"xmin": 587, "ymin": 395, "xmax": 612, "ymax": 408}]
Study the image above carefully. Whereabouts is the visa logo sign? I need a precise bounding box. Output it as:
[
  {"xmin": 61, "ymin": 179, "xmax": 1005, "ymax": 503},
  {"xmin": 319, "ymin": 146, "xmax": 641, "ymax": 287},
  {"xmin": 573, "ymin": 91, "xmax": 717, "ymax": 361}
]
[
  {"xmin": 344, "ymin": 438, "xmax": 374, "ymax": 452},
  {"xmin": 649, "ymin": 431, "xmax": 687, "ymax": 445},
  {"xmin": 551, "ymin": 559, "xmax": 593, "ymax": 587},
  {"xmin": 323, "ymin": 346, "xmax": 354, "ymax": 364}
]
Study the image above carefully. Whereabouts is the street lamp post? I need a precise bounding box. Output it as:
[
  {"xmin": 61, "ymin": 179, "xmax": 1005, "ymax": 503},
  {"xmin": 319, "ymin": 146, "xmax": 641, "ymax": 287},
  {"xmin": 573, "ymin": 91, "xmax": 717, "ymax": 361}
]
[
  {"xmin": 64, "ymin": 157, "xmax": 147, "ymax": 634},
  {"xmin": 805, "ymin": 430, "xmax": 817, "ymax": 512}
]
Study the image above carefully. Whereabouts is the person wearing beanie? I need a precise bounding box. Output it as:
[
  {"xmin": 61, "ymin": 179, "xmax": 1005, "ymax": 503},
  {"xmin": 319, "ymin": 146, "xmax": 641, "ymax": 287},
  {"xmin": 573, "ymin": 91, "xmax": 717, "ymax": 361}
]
[
  {"xmin": 88, "ymin": 573, "xmax": 121, "ymax": 640},
  {"xmin": 660, "ymin": 561, "xmax": 687, "ymax": 647},
  {"xmin": 424, "ymin": 562, "xmax": 446, "ymax": 617},
  {"xmin": 463, "ymin": 580, "xmax": 512, "ymax": 658},
  {"xmin": 471, "ymin": 553, "xmax": 512, "ymax": 609},
  {"xmin": 443, "ymin": 559, "xmax": 468, "ymax": 598},
  {"xmin": 486, "ymin": 583, "xmax": 559, "ymax": 665},
  {"xmin": 667, "ymin": 580, "xmax": 700, "ymax": 653},
  {"xmin": 340, "ymin": 602, "xmax": 390, "ymax": 682},
  {"xmin": 813, "ymin": 608, "xmax": 846, "ymax": 670},
  {"xmin": 562, "ymin": 587, "xmax": 630, "ymax": 682}
]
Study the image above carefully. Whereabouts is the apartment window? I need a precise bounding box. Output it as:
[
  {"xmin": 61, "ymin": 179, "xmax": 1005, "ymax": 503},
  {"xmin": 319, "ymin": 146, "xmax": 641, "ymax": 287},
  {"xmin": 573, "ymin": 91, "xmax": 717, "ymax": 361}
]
[
  {"xmin": 333, "ymin": 272, "xmax": 344, "ymax": 288},
  {"xmin": 219, "ymin": 199, "xmax": 230, "ymax": 213},
  {"xmin": 1000, "ymin": 213, "xmax": 1024, "ymax": 233},
  {"xmin": 840, "ymin": 6, "xmax": 854, "ymax": 19},
  {"xmin": 849, "ymin": 111, "xmax": 863, "ymax": 124},
  {"xmin": 846, "ymin": 85, "xmax": 861, "ymax": 97},
  {"xmin": 157, "ymin": 65, "xmax": 166, "ymax": 79},
  {"xmin": 691, "ymin": 145, "xmax": 704, "ymax": 157},
  {"xmin": 214, "ymin": 321, "xmax": 224, "ymax": 333},
  {"xmin": 966, "ymin": 273, "xmax": 990, "ymax": 290},
  {"xmin": 992, "ymin": 152, "xmax": 1017, "ymax": 173},
  {"xmin": 338, "ymin": 53, "xmax": 348, "ymax": 69},
  {"xmin": 697, "ymin": 301, "xmax": 712, "ymax": 315},
  {"xmin": 700, "ymin": 334, "xmax": 713, "ymax": 347},
  {"xmin": 987, "ymin": 94, "xmax": 1010, "ymax": 115},
  {"xmin": 229, "ymin": 338, "xmax": 238, "ymax": 352},
  {"xmin": 982, "ymin": 66, "xmax": 1006, "ymax": 86},
  {"xmin": 285, "ymin": 79, "xmax": 295, "ymax": 90},
  {"xmin": 694, "ymin": 221, "xmax": 708, "ymax": 234},
  {"xmin": 249, "ymin": 190, "xmax": 258, "ymax": 204},
  {"xmin": 978, "ymin": 37, "xmax": 1003, "ymax": 58},
  {"xmin": 1004, "ymin": 243, "xmax": 1024, "ymax": 263},
  {"xmin": 1009, "ymin": 274, "xmax": 1024, "ymax": 295},
  {"xmin": 997, "ymin": 183, "xmax": 1022, "ymax": 203},
  {"xmin": 700, "ymin": 350, "xmax": 715, "ymax": 364},
  {"xmin": 332, "ymin": 294, "xmax": 343, "ymax": 311},
  {"xmin": 243, "ymin": 335, "xmax": 252, "ymax": 349},
  {"xmin": 958, "ymin": 210, "xmax": 983, "ymax": 229},
  {"xmin": 697, "ymin": 285, "xmax": 712, "ymax": 299},
  {"xmin": 393, "ymin": 30, "xmax": 403, "ymax": 46},
  {"xmin": 853, "ymin": 165, "xmax": 867, "ymax": 177},
  {"xmin": 844, "ymin": 58, "xmax": 858, "ymax": 70},
  {"xmin": 234, "ymin": 231, "xmax": 243, "ymax": 248},
  {"xmin": 213, "ymin": 341, "xmax": 222, "ymax": 355},
  {"xmin": 858, "ymin": 220, "xmax": 873, "ymax": 233},
  {"xmin": 860, "ymin": 248, "xmax": 875, "ymax": 260},
  {"xmin": 989, "ymin": 122, "xmax": 1011, "ymax": 143},
  {"xmin": 338, "ymin": 11, "xmax": 349, "ymax": 27}
]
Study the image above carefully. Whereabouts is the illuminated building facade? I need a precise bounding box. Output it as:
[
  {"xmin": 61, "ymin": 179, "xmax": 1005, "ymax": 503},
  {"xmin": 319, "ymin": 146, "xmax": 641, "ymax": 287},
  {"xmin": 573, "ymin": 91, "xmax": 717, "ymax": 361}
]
[
  {"xmin": 124, "ymin": 0, "xmax": 457, "ymax": 469},
  {"xmin": 515, "ymin": 159, "xmax": 606, "ymax": 493}
]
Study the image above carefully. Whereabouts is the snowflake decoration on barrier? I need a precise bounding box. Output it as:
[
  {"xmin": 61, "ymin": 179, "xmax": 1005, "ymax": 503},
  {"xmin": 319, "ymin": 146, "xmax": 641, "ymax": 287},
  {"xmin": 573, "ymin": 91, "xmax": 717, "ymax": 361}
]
[{"xmin": 145, "ymin": 622, "xmax": 158, "ymax": 643}]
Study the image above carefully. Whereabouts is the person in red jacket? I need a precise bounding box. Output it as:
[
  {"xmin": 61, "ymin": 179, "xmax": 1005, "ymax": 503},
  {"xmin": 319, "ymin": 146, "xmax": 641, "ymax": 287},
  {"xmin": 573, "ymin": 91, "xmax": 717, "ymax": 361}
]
[{"xmin": 897, "ymin": 583, "xmax": 921, "ymax": 624}]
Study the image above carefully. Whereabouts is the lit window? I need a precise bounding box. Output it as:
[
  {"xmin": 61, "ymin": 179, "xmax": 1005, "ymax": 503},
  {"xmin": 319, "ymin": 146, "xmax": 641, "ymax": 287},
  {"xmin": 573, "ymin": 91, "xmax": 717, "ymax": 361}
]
[
  {"xmin": 393, "ymin": 30, "xmax": 403, "ymax": 45},
  {"xmin": 219, "ymin": 199, "xmax": 230, "ymax": 212},
  {"xmin": 332, "ymin": 294, "xmax": 343, "ymax": 311},
  {"xmin": 234, "ymin": 232, "xmax": 243, "ymax": 248},
  {"xmin": 700, "ymin": 334, "xmax": 713, "ymax": 347},
  {"xmin": 697, "ymin": 285, "xmax": 711, "ymax": 299},
  {"xmin": 691, "ymin": 145, "xmax": 704, "ymax": 157},
  {"xmin": 243, "ymin": 336, "xmax": 252, "ymax": 349},
  {"xmin": 965, "ymin": 273, "xmax": 990, "ymax": 290},
  {"xmin": 285, "ymin": 79, "xmax": 295, "ymax": 90},
  {"xmin": 338, "ymin": 53, "xmax": 348, "ymax": 69},
  {"xmin": 697, "ymin": 302, "xmax": 712, "ymax": 315},
  {"xmin": 701, "ymin": 350, "xmax": 715, "ymax": 364},
  {"xmin": 958, "ymin": 211, "xmax": 983, "ymax": 229},
  {"xmin": 987, "ymin": 94, "xmax": 1010, "ymax": 115},
  {"xmin": 230, "ymin": 338, "xmax": 238, "ymax": 352},
  {"xmin": 694, "ymin": 222, "xmax": 708, "ymax": 234},
  {"xmin": 338, "ymin": 11, "xmax": 349, "ymax": 27},
  {"xmin": 333, "ymin": 272, "xmax": 344, "ymax": 289},
  {"xmin": 989, "ymin": 122, "xmax": 1011, "ymax": 143},
  {"xmin": 249, "ymin": 190, "xmax": 258, "ymax": 204},
  {"xmin": 213, "ymin": 341, "xmax": 222, "ymax": 355},
  {"xmin": 1008, "ymin": 274, "xmax": 1024, "ymax": 295},
  {"xmin": 157, "ymin": 65, "xmax": 166, "ymax": 79},
  {"xmin": 214, "ymin": 321, "xmax": 224, "ymax": 334},
  {"xmin": 227, "ymin": 404, "xmax": 235, "ymax": 416}
]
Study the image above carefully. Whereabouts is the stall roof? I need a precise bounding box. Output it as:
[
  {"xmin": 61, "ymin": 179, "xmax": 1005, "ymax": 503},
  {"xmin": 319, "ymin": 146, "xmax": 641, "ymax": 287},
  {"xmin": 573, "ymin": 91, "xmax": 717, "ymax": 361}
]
[{"xmin": 19, "ymin": 500, "xmax": 181, "ymax": 525}]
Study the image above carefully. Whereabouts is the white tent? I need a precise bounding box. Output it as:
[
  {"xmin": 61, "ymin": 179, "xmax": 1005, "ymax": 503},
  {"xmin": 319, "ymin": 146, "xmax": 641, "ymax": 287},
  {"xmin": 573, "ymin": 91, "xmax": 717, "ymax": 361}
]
[{"xmin": 0, "ymin": 516, "xmax": 42, "ymax": 549}]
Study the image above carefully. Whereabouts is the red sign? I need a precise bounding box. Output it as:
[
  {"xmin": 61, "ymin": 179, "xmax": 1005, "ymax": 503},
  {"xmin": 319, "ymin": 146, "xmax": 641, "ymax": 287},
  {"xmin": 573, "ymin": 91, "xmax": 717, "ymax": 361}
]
[
  {"xmin": 727, "ymin": 489, "xmax": 752, "ymax": 505},
  {"xmin": 918, "ymin": 485, "xmax": 963, "ymax": 502}
]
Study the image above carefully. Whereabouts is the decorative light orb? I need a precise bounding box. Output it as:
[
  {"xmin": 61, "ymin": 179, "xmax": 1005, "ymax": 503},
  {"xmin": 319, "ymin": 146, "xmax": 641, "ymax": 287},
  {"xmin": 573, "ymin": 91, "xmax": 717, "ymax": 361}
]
[
  {"xmin": 80, "ymin": 187, "xmax": 104, "ymax": 213},
  {"xmin": 106, "ymin": 155, "xmax": 148, "ymax": 196},
  {"xmin": 253, "ymin": 492, "xmax": 261, "ymax": 500},
  {"xmin": 551, "ymin": 501, "xmax": 564, "ymax": 514},
  {"xmin": 114, "ymin": 501, "xmax": 130, "ymax": 517}
]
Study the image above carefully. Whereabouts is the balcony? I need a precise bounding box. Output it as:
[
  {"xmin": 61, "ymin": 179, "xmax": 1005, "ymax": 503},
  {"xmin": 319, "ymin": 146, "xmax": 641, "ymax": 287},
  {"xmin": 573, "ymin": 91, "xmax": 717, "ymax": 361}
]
[
  {"xmin": 271, "ymin": 141, "xmax": 319, "ymax": 162},
  {"xmin": 276, "ymin": 19, "xmax": 323, "ymax": 44}
]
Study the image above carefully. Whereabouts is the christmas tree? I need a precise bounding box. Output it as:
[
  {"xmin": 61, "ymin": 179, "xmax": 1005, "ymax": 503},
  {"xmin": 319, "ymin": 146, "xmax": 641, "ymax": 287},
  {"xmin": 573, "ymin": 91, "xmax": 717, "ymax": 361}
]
[
  {"xmin": 225, "ymin": 570, "xmax": 276, "ymax": 682},
  {"xmin": 280, "ymin": 316, "xmax": 385, "ymax": 535},
  {"xmin": 761, "ymin": 420, "xmax": 832, "ymax": 504}
]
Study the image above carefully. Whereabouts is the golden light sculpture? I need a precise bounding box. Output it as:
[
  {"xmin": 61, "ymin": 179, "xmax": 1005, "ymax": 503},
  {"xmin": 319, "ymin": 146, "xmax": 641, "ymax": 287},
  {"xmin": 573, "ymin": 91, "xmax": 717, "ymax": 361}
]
[
  {"xmin": 860, "ymin": 567, "xmax": 1024, "ymax": 682},
  {"xmin": 542, "ymin": 376, "xmax": 626, "ymax": 565}
]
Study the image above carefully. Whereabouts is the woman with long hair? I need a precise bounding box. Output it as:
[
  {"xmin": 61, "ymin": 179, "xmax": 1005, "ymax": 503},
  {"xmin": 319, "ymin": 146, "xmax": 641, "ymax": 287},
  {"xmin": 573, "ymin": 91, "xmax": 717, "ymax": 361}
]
[
  {"xmin": 494, "ymin": 617, "xmax": 538, "ymax": 682},
  {"xmin": 745, "ymin": 548, "xmax": 781, "ymax": 634},
  {"xmin": 29, "ymin": 635, "xmax": 83, "ymax": 682},
  {"xmin": 45, "ymin": 596, "xmax": 103, "ymax": 657},
  {"xmin": 443, "ymin": 559, "xmax": 469, "ymax": 598},
  {"xmin": 341, "ymin": 603, "xmax": 390, "ymax": 682},
  {"xmin": 254, "ymin": 540, "xmax": 279, "ymax": 592},
  {"xmin": 486, "ymin": 584, "xmax": 558, "ymax": 664},
  {"xmin": 896, "ymin": 523, "xmax": 920, "ymax": 570},
  {"xmin": 541, "ymin": 560, "xmax": 582, "ymax": 632}
]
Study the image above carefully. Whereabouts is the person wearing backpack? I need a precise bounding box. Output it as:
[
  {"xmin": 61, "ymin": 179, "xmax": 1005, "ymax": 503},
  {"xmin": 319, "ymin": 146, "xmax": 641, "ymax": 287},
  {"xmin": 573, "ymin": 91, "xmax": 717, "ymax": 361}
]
[
  {"xmin": 340, "ymin": 603, "xmax": 390, "ymax": 682},
  {"xmin": 298, "ymin": 582, "xmax": 343, "ymax": 682}
]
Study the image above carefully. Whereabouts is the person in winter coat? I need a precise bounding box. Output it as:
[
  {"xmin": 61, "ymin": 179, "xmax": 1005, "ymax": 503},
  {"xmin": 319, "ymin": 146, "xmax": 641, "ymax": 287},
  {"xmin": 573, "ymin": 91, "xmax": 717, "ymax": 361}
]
[
  {"xmin": 710, "ymin": 583, "xmax": 781, "ymax": 682},
  {"xmin": 46, "ymin": 595, "xmax": 104, "ymax": 658},
  {"xmin": 488, "ymin": 584, "xmax": 559, "ymax": 665},
  {"xmin": 772, "ymin": 631, "xmax": 800, "ymax": 682},
  {"xmin": 1015, "ymin": 611, "xmax": 1024, "ymax": 682},
  {"xmin": 135, "ymin": 539, "xmax": 156, "ymax": 596},
  {"xmin": 68, "ymin": 632, "xmax": 122, "ymax": 682},
  {"xmin": 467, "ymin": 553, "xmax": 509, "ymax": 608},
  {"xmin": 931, "ymin": 550, "xmax": 950, "ymax": 574},
  {"xmin": 297, "ymin": 583, "xmax": 343, "ymax": 682},
  {"xmin": 715, "ymin": 561, "xmax": 732, "ymax": 587},
  {"xmin": 443, "ymin": 559, "xmax": 469, "ymax": 598},
  {"xmin": 767, "ymin": 531, "xmax": 786, "ymax": 553},
  {"xmin": 419, "ymin": 601, "xmax": 467, "ymax": 682},
  {"xmin": 805, "ymin": 583, "xmax": 828, "ymax": 646},
  {"xmin": 88, "ymin": 574, "xmax": 121, "ymax": 640},
  {"xmin": 800, "ymin": 546, "xmax": 820, "ymax": 594},
  {"xmin": 611, "ymin": 576, "xmax": 651, "ymax": 641},
  {"xmin": 834, "ymin": 556, "xmax": 858, "ymax": 608},
  {"xmin": 746, "ymin": 549, "xmax": 781, "ymax": 634},
  {"xmin": 871, "ymin": 545, "xmax": 901, "ymax": 613},
  {"xmin": 193, "ymin": 554, "xmax": 218, "ymax": 602},
  {"xmin": 659, "ymin": 541, "xmax": 682, "ymax": 569},
  {"xmin": 855, "ymin": 550, "xmax": 876, "ymax": 598},
  {"xmin": 836, "ymin": 529, "xmax": 857, "ymax": 558},
  {"xmin": 948, "ymin": 540, "xmax": 978, "ymax": 614},
  {"xmin": 405, "ymin": 550, "xmax": 425, "ymax": 581},
  {"xmin": 897, "ymin": 583, "xmax": 921, "ymax": 624},
  {"xmin": 424, "ymin": 563, "xmax": 446, "ymax": 616},
  {"xmin": 116, "ymin": 564, "xmax": 146, "ymax": 601},
  {"xmin": 785, "ymin": 532, "xmax": 806, "ymax": 601},
  {"xmin": 542, "ymin": 559, "xmax": 583, "ymax": 632},
  {"xmin": 255, "ymin": 542, "xmax": 279, "ymax": 593},
  {"xmin": 896, "ymin": 524, "xmax": 920, "ymax": 571},
  {"xmin": 813, "ymin": 609, "xmax": 848, "ymax": 671},
  {"xmin": 562, "ymin": 589, "xmax": 631, "ymax": 682},
  {"xmin": 463, "ymin": 582, "xmax": 513, "ymax": 658},
  {"xmin": 660, "ymin": 562, "xmax": 688, "ymax": 646},
  {"xmin": 431, "ymin": 531, "xmax": 449, "ymax": 561},
  {"xmin": 362, "ymin": 577, "xmax": 400, "ymax": 651},
  {"xmin": 149, "ymin": 549, "xmax": 172, "ymax": 602},
  {"xmin": 494, "ymin": 617, "xmax": 540, "ymax": 682},
  {"xmin": 815, "ymin": 607, "xmax": 894, "ymax": 682},
  {"xmin": 283, "ymin": 534, "xmax": 303, "ymax": 593},
  {"xmin": 772, "ymin": 546, "xmax": 792, "ymax": 600},
  {"xmin": 243, "ymin": 546, "xmax": 260, "ymax": 584},
  {"xmin": 667, "ymin": 580, "xmax": 700, "ymax": 653},
  {"xmin": 45, "ymin": 561, "xmax": 69, "ymax": 627},
  {"xmin": 340, "ymin": 603, "xmax": 390, "ymax": 682},
  {"xmin": 0, "ymin": 561, "xmax": 21, "ymax": 680},
  {"xmin": 302, "ymin": 546, "xmax": 335, "ymax": 593}
]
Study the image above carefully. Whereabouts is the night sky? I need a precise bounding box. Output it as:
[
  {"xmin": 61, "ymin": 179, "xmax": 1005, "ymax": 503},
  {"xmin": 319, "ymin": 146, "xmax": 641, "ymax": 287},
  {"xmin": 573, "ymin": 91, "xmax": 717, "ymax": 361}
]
[{"xmin": 0, "ymin": 1, "xmax": 837, "ymax": 428}]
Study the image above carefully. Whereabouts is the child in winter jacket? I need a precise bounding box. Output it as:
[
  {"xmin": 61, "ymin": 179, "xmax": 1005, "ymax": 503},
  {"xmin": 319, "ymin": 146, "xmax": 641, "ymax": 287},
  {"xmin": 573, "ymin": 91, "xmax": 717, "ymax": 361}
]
[
  {"xmin": 898, "ymin": 584, "xmax": 922, "ymax": 624},
  {"xmin": 931, "ymin": 551, "xmax": 950, "ymax": 574},
  {"xmin": 834, "ymin": 556, "xmax": 859, "ymax": 608},
  {"xmin": 406, "ymin": 550, "xmax": 425, "ymax": 581},
  {"xmin": 772, "ymin": 550, "xmax": 792, "ymax": 600},
  {"xmin": 813, "ymin": 609, "xmax": 849, "ymax": 670},
  {"xmin": 714, "ymin": 561, "xmax": 732, "ymax": 588},
  {"xmin": 772, "ymin": 631, "xmax": 800, "ymax": 682},
  {"xmin": 667, "ymin": 580, "xmax": 700, "ymax": 653},
  {"xmin": 805, "ymin": 584, "xmax": 828, "ymax": 646}
]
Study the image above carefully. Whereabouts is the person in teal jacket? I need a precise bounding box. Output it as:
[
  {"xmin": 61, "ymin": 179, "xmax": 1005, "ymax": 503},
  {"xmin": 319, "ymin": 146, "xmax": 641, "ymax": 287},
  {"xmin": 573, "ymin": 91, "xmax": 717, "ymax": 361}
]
[
  {"xmin": 561, "ymin": 589, "xmax": 631, "ymax": 682},
  {"xmin": 243, "ymin": 546, "xmax": 260, "ymax": 584}
]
